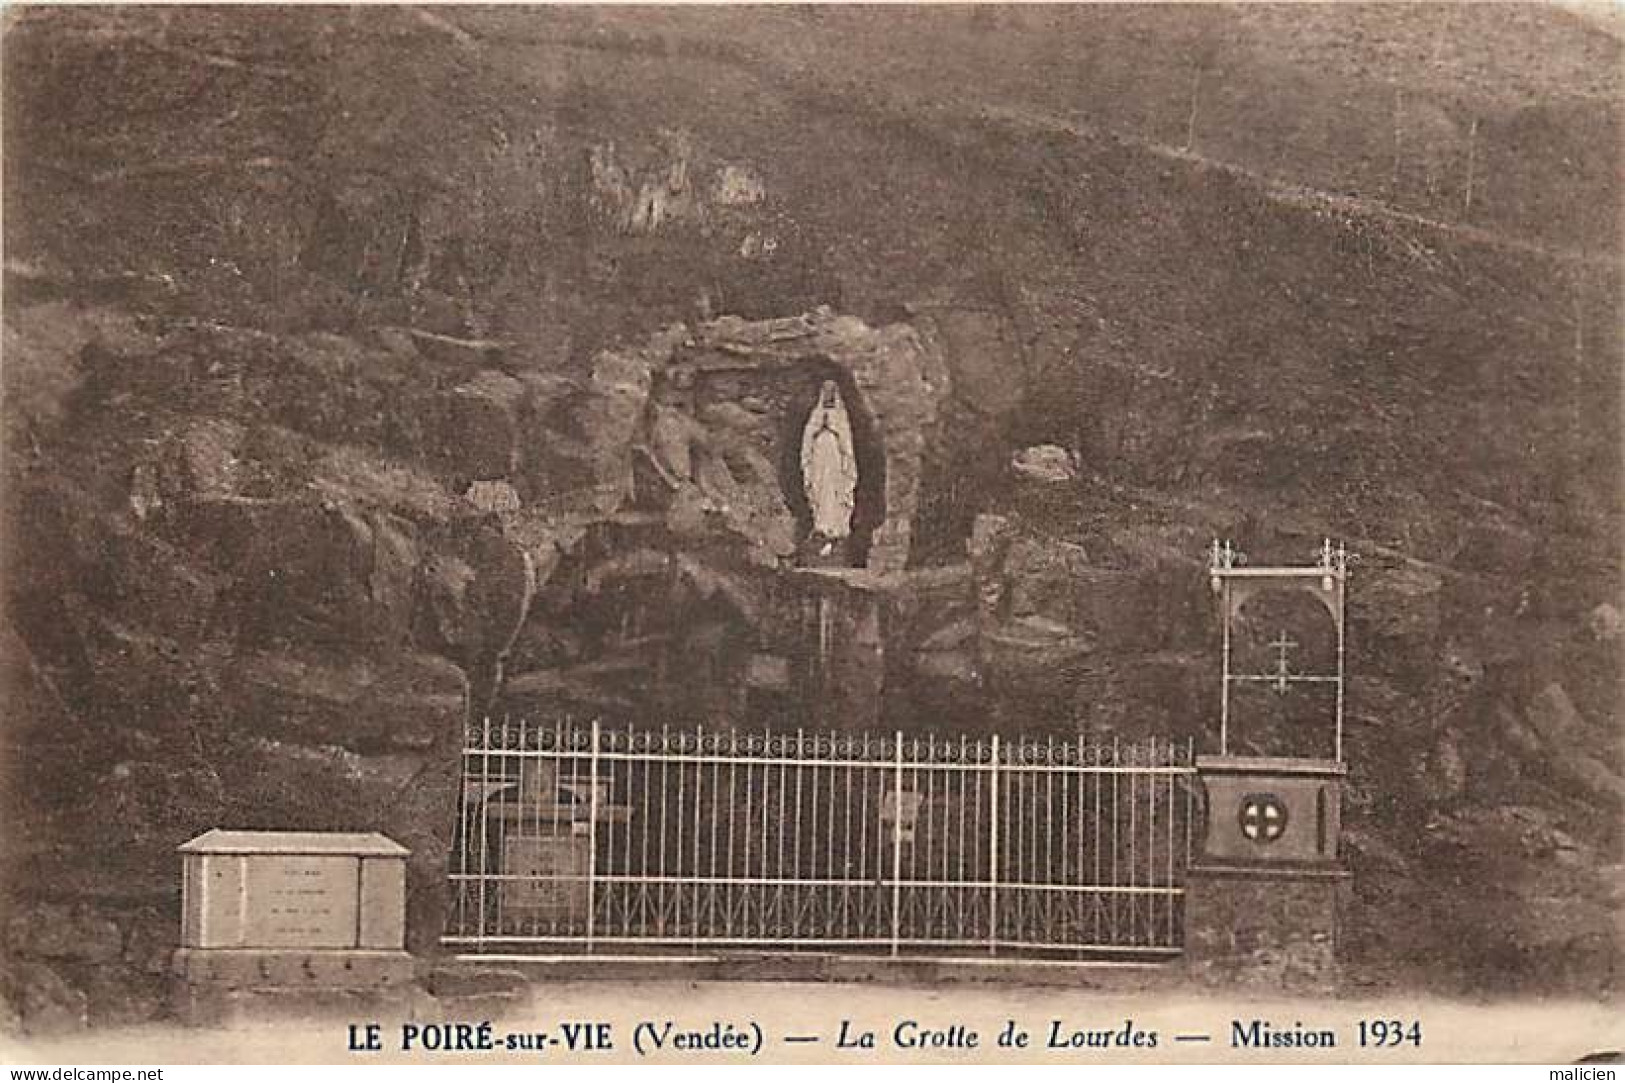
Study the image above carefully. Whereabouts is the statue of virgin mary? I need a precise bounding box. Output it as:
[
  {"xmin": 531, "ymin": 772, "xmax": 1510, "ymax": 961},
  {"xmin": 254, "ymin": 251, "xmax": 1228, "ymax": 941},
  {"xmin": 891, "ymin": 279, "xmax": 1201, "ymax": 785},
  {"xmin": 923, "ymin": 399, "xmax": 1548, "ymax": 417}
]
[{"xmin": 799, "ymin": 379, "xmax": 857, "ymax": 550}]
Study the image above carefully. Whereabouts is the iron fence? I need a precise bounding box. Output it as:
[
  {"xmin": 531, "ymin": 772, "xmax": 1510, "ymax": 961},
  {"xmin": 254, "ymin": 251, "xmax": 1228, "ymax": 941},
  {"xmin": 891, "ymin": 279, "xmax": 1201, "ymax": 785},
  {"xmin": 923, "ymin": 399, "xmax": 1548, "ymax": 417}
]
[{"xmin": 445, "ymin": 719, "xmax": 1199, "ymax": 960}]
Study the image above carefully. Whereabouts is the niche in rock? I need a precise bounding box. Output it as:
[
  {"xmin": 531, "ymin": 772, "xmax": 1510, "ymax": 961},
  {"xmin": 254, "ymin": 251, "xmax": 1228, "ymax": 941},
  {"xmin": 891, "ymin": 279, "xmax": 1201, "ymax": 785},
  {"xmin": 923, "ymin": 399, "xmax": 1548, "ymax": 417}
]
[
  {"xmin": 774, "ymin": 361, "xmax": 887, "ymax": 569},
  {"xmin": 641, "ymin": 357, "xmax": 888, "ymax": 569}
]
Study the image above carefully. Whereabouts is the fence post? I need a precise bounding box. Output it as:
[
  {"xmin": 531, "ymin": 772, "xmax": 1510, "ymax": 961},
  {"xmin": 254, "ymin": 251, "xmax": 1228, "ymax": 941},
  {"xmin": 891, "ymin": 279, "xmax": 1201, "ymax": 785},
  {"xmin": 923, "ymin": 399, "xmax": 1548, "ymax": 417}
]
[
  {"xmin": 890, "ymin": 730, "xmax": 903, "ymax": 957},
  {"xmin": 586, "ymin": 718, "xmax": 600, "ymax": 953},
  {"xmin": 988, "ymin": 733, "xmax": 1000, "ymax": 956},
  {"xmin": 476, "ymin": 715, "xmax": 491, "ymax": 948}
]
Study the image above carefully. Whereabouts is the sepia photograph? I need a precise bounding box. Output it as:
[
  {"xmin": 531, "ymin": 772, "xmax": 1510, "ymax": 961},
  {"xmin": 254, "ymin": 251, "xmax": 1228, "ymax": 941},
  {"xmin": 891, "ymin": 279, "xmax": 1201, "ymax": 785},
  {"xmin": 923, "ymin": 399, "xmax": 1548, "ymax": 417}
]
[{"xmin": 0, "ymin": 2, "xmax": 1620, "ymax": 1067}]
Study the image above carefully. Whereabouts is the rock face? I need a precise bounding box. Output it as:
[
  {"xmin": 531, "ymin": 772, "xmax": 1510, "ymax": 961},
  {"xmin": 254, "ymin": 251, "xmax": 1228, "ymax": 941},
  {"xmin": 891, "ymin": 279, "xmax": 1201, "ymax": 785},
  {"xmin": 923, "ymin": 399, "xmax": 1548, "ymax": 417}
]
[
  {"xmin": 0, "ymin": 305, "xmax": 956, "ymax": 1019},
  {"xmin": 484, "ymin": 310, "xmax": 953, "ymax": 726},
  {"xmin": 552, "ymin": 310, "xmax": 950, "ymax": 574},
  {"xmin": 0, "ymin": 903, "xmax": 188, "ymax": 1035},
  {"xmin": 1011, "ymin": 444, "xmax": 1078, "ymax": 484},
  {"xmin": 225, "ymin": 648, "xmax": 467, "ymax": 752},
  {"xmin": 0, "ymin": 960, "xmax": 88, "ymax": 1036},
  {"xmin": 1516, "ymin": 684, "xmax": 1625, "ymax": 806},
  {"xmin": 4, "ymin": 904, "xmax": 123, "ymax": 965}
]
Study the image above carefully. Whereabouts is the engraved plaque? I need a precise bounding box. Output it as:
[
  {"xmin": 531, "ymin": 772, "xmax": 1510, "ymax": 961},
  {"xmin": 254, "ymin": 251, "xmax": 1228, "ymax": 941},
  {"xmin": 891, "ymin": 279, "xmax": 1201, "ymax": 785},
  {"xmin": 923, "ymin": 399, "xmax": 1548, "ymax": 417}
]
[
  {"xmin": 501, "ymin": 834, "xmax": 589, "ymax": 923},
  {"xmin": 241, "ymin": 855, "xmax": 359, "ymax": 948}
]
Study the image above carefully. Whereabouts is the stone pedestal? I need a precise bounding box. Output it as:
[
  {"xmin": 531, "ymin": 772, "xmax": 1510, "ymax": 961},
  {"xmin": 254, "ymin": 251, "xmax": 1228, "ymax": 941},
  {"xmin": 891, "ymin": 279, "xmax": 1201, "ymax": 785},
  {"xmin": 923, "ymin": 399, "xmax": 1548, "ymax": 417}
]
[
  {"xmin": 1185, "ymin": 864, "xmax": 1350, "ymax": 994},
  {"xmin": 1185, "ymin": 756, "xmax": 1350, "ymax": 994}
]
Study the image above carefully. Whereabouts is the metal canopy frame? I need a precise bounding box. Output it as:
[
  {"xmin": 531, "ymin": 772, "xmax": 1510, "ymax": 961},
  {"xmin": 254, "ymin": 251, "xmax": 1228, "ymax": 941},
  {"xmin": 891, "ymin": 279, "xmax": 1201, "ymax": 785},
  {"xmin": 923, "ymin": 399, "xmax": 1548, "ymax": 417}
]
[{"xmin": 1208, "ymin": 539, "xmax": 1350, "ymax": 761}]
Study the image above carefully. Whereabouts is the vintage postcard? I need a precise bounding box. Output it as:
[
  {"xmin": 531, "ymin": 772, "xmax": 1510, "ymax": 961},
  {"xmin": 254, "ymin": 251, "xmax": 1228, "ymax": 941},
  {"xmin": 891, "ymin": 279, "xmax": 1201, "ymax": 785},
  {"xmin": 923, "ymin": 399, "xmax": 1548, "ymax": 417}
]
[{"xmin": 0, "ymin": 2, "xmax": 1620, "ymax": 1069}]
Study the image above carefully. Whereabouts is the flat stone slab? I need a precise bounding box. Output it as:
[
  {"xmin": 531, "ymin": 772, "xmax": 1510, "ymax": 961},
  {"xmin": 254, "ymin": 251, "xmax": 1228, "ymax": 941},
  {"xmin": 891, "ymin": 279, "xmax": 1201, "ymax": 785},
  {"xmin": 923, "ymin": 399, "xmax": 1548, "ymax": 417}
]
[{"xmin": 179, "ymin": 830, "xmax": 409, "ymax": 856}]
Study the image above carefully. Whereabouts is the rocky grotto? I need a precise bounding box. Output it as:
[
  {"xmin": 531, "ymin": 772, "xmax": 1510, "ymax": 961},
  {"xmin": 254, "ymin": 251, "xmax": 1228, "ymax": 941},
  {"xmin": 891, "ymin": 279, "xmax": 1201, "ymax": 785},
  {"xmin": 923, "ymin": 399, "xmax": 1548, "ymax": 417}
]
[{"xmin": 1, "ymin": 5, "xmax": 1621, "ymax": 1033}]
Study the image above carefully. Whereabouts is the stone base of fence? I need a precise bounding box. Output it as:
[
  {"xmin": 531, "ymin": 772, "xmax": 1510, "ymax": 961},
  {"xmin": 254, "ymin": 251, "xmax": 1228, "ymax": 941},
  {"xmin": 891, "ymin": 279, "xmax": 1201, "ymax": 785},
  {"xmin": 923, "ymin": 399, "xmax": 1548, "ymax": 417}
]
[{"xmin": 1182, "ymin": 863, "xmax": 1351, "ymax": 995}]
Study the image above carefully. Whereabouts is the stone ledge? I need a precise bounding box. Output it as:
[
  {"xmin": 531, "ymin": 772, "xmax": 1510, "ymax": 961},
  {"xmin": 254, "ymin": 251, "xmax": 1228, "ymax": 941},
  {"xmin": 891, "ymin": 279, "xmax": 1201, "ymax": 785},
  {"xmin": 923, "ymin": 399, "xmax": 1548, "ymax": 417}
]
[
  {"xmin": 1195, "ymin": 755, "xmax": 1347, "ymax": 777},
  {"xmin": 1188, "ymin": 862, "xmax": 1353, "ymax": 882},
  {"xmin": 172, "ymin": 948, "xmax": 416, "ymax": 989}
]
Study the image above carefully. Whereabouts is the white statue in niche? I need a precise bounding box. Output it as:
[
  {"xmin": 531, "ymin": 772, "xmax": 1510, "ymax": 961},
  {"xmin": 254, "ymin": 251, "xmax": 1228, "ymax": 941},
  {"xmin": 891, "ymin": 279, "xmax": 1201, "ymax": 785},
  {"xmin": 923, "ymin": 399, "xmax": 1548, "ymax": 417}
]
[{"xmin": 799, "ymin": 379, "xmax": 858, "ymax": 555}]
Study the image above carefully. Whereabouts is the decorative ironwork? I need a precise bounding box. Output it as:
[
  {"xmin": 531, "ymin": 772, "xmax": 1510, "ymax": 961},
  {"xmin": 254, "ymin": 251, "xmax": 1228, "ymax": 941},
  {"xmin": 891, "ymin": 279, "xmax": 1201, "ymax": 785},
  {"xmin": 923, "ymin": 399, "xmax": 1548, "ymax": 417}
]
[
  {"xmin": 1238, "ymin": 793, "xmax": 1289, "ymax": 843},
  {"xmin": 1207, "ymin": 538, "xmax": 1243, "ymax": 578},
  {"xmin": 1318, "ymin": 538, "xmax": 1348, "ymax": 574},
  {"xmin": 446, "ymin": 719, "xmax": 1199, "ymax": 960},
  {"xmin": 1208, "ymin": 538, "xmax": 1352, "ymax": 760},
  {"xmin": 1266, "ymin": 632, "xmax": 1298, "ymax": 693}
]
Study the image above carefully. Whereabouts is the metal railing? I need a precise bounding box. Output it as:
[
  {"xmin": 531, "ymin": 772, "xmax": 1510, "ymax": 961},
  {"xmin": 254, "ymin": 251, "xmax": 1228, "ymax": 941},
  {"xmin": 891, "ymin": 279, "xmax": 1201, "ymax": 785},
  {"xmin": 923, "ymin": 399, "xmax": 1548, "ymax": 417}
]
[{"xmin": 445, "ymin": 719, "xmax": 1198, "ymax": 960}]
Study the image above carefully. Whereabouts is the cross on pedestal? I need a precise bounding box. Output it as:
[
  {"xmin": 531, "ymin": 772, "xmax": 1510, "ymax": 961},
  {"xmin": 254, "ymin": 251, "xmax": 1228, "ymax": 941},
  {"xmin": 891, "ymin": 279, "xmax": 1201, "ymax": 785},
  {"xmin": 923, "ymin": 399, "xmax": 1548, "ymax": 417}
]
[{"xmin": 1269, "ymin": 631, "xmax": 1298, "ymax": 694}]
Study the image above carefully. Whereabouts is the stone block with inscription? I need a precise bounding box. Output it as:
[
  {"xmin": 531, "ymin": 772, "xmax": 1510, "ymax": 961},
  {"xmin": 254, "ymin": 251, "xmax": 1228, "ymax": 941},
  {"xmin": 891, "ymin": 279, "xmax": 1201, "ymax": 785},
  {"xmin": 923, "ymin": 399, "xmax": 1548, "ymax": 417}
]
[{"xmin": 173, "ymin": 830, "xmax": 415, "ymax": 1007}]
